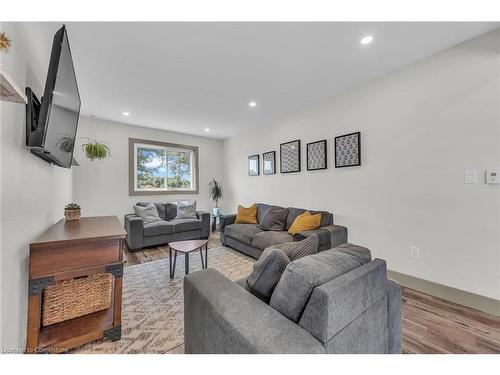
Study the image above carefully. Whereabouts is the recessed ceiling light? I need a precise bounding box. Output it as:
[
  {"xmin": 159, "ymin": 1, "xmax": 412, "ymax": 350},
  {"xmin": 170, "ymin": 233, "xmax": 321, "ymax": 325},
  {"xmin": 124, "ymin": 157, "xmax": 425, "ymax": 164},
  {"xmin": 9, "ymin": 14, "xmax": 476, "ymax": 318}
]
[
  {"xmin": 360, "ymin": 35, "xmax": 374, "ymax": 46},
  {"xmin": 204, "ymin": 128, "xmax": 210, "ymax": 132},
  {"xmin": 248, "ymin": 101, "xmax": 257, "ymax": 108},
  {"xmin": 122, "ymin": 111, "xmax": 130, "ymax": 116}
]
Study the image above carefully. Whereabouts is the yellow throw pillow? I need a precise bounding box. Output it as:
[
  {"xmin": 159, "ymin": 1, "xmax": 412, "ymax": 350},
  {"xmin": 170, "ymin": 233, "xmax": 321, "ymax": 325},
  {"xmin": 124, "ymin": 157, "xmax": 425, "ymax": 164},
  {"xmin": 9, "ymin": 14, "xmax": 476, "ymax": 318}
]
[
  {"xmin": 235, "ymin": 204, "xmax": 258, "ymax": 224},
  {"xmin": 288, "ymin": 211, "xmax": 321, "ymax": 235}
]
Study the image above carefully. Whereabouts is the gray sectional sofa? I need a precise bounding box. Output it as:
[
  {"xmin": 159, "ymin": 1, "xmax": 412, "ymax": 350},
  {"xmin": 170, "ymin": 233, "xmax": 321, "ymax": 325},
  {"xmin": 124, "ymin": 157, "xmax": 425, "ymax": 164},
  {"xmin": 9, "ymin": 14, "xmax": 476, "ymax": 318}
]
[
  {"xmin": 124, "ymin": 202, "xmax": 210, "ymax": 251},
  {"xmin": 184, "ymin": 244, "xmax": 402, "ymax": 354},
  {"xmin": 220, "ymin": 203, "xmax": 348, "ymax": 258}
]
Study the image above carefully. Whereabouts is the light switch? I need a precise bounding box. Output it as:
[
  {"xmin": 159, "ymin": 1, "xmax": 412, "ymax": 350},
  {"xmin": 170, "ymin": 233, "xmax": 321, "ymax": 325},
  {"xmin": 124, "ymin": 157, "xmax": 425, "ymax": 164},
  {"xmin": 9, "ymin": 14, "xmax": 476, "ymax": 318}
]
[
  {"xmin": 464, "ymin": 170, "xmax": 477, "ymax": 184},
  {"xmin": 486, "ymin": 170, "xmax": 500, "ymax": 184}
]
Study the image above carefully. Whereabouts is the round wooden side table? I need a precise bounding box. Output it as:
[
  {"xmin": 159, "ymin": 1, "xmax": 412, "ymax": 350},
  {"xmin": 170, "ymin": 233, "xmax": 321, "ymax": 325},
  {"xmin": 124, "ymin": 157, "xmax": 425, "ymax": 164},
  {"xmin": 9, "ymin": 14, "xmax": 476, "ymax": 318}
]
[{"xmin": 168, "ymin": 239, "xmax": 209, "ymax": 279}]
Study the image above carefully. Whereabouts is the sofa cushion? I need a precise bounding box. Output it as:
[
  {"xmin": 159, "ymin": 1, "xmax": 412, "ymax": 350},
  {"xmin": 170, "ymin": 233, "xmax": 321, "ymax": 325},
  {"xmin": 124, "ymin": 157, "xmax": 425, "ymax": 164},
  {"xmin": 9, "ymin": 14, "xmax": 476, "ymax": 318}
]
[
  {"xmin": 134, "ymin": 202, "xmax": 161, "ymax": 222},
  {"xmin": 251, "ymin": 231, "xmax": 293, "ymax": 250},
  {"xmin": 288, "ymin": 211, "xmax": 321, "ymax": 235},
  {"xmin": 176, "ymin": 201, "xmax": 197, "ymax": 219},
  {"xmin": 137, "ymin": 202, "xmax": 166, "ymax": 220},
  {"xmin": 258, "ymin": 207, "xmax": 288, "ymax": 231},
  {"xmin": 165, "ymin": 203, "xmax": 177, "ymax": 220},
  {"xmin": 246, "ymin": 247, "xmax": 291, "ymax": 302},
  {"xmin": 143, "ymin": 220, "xmax": 174, "ymax": 237},
  {"xmin": 285, "ymin": 207, "xmax": 307, "ymax": 230},
  {"xmin": 274, "ymin": 234, "xmax": 319, "ymax": 261},
  {"xmin": 270, "ymin": 244, "xmax": 372, "ymax": 322},
  {"xmin": 256, "ymin": 203, "xmax": 284, "ymax": 223},
  {"xmin": 235, "ymin": 204, "xmax": 258, "ymax": 224},
  {"xmin": 168, "ymin": 218, "xmax": 202, "ymax": 232},
  {"xmin": 285, "ymin": 207, "xmax": 331, "ymax": 230},
  {"xmin": 225, "ymin": 223, "xmax": 263, "ymax": 245},
  {"xmin": 309, "ymin": 210, "xmax": 332, "ymax": 227}
]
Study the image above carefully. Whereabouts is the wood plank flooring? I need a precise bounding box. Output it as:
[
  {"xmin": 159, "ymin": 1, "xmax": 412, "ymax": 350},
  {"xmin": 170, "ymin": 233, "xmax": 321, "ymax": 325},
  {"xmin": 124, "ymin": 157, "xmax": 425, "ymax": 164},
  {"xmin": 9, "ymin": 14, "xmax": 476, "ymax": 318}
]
[
  {"xmin": 402, "ymin": 288, "xmax": 500, "ymax": 353},
  {"xmin": 124, "ymin": 232, "xmax": 500, "ymax": 354}
]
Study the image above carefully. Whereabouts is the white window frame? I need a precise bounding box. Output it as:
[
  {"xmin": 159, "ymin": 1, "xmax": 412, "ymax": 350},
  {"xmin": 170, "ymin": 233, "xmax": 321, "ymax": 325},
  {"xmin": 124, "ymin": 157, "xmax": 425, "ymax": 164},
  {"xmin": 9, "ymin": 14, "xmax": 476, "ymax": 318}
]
[{"xmin": 129, "ymin": 138, "xmax": 199, "ymax": 196}]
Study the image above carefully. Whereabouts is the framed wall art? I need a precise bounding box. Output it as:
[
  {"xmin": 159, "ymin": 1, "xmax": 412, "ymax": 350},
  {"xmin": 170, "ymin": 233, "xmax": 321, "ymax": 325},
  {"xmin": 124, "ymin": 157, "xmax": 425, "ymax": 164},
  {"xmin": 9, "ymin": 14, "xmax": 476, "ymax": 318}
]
[
  {"xmin": 280, "ymin": 140, "xmax": 301, "ymax": 173},
  {"xmin": 248, "ymin": 154, "xmax": 260, "ymax": 176},
  {"xmin": 262, "ymin": 151, "xmax": 276, "ymax": 175},
  {"xmin": 306, "ymin": 140, "xmax": 327, "ymax": 171},
  {"xmin": 335, "ymin": 132, "xmax": 361, "ymax": 168}
]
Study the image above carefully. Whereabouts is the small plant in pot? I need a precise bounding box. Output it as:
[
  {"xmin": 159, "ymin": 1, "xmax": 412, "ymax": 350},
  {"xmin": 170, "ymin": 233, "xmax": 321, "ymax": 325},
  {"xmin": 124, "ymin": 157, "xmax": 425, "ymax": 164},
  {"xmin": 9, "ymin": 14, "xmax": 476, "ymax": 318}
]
[
  {"xmin": 208, "ymin": 179, "xmax": 223, "ymax": 217},
  {"xmin": 81, "ymin": 139, "xmax": 110, "ymax": 161},
  {"xmin": 64, "ymin": 203, "xmax": 81, "ymax": 221}
]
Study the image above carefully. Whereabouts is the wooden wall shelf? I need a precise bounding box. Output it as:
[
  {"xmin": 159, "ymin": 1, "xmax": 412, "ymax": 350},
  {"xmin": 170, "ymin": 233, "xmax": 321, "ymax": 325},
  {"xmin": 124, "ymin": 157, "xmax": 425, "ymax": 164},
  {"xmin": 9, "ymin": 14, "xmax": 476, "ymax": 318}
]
[
  {"xmin": 26, "ymin": 216, "xmax": 127, "ymax": 353},
  {"xmin": 0, "ymin": 69, "xmax": 27, "ymax": 104}
]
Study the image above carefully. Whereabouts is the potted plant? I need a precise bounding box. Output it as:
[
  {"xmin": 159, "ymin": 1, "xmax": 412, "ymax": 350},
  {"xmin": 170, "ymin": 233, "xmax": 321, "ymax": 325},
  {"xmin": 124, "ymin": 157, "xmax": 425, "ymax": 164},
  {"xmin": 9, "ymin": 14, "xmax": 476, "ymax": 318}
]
[
  {"xmin": 208, "ymin": 179, "xmax": 223, "ymax": 216},
  {"xmin": 81, "ymin": 138, "xmax": 110, "ymax": 160},
  {"xmin": 64, "ymin": 203, "xmax": 81, "ymax": 221}
]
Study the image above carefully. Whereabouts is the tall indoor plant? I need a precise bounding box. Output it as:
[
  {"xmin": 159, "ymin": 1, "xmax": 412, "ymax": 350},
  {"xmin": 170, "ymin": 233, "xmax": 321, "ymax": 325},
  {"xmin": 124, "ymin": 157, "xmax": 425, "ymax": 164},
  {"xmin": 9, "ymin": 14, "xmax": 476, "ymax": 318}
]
[{"xmin": 208, "ymin": 179, "xmax": 224, "ymax": 216}]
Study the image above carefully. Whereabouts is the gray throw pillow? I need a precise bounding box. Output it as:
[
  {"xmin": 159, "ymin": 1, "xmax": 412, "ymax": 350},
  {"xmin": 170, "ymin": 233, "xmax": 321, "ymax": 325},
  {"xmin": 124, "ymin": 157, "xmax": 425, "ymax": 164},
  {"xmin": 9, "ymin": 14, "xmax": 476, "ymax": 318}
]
[
  {"xmin": 273, "ymin": 234, "xmax": 319, "ymax": 261},
  {"xmin": 246, "ymin": 247, "xmax": 291, "ymax": 303},
  {"xmin": 134, "ymin": 203, "xmax": 161, "ymax": 222},
  {"xmin": 176, "ymin": 201, "xmax": 197, "ymax": 219},
  {"xmin": 258, "ymin": 207, "xmax": 288, "ymax": 231}
]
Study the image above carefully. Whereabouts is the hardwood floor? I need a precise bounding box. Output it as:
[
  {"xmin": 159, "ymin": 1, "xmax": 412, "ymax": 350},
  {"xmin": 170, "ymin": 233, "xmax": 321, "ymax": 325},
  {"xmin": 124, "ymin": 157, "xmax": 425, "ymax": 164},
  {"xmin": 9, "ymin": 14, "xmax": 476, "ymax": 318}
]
[
  {"xmin": 402, "ymin": 288, "xmax": 500, "ymax": 353},
  {"xmin": 124, "ymin": 232, "xmax": 500, "ymax": 354}
]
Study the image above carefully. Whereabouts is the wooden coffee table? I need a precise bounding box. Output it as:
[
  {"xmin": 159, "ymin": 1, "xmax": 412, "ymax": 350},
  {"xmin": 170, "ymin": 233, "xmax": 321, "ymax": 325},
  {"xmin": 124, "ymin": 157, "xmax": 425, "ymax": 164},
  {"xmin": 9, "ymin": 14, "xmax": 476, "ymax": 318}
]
[{"xmin": 168, "ymin": 239, "xmax": 209, "ymax": 279}]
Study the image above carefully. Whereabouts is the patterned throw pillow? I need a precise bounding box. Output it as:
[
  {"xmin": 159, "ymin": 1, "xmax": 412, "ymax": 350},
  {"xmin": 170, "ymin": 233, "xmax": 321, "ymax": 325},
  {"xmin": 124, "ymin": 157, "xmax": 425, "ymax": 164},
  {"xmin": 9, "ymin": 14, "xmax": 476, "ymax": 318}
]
[
  {"xmin": 246, "ymin": 247, "xmax": 291, "ymax": 302},
  {"xmin": 274, "ymin": 234, "xmax": 319, "ymax": 261},
  {"xmin": 176, "ymin": 201, "xmax": 197, "ymax": 219},
  {"xmin": 246, "ymin": 235, "xmax": 319, "ymax": 302}
]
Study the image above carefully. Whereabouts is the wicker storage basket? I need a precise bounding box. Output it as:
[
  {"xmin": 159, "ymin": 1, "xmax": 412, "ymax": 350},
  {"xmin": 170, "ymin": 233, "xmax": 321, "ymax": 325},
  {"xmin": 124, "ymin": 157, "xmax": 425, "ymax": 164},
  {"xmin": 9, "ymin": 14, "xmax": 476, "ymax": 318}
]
[{"xmin": 42, "ymin": 273, "xmax": 113, "ymax": 327}]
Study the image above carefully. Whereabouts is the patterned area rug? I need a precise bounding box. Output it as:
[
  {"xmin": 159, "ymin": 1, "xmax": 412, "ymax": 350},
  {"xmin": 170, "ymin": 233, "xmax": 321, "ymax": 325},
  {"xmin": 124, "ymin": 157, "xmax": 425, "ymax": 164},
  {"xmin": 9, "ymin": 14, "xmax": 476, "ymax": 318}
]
[{"xmin": 72, "ymin": 246, "xmax": 255, "ymax": 354}]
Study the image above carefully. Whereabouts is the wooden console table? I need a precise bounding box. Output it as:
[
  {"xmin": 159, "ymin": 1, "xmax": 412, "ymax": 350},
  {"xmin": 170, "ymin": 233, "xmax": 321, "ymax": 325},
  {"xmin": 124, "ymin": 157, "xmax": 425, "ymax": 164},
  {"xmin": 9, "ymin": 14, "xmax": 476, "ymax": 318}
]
[{"xmin": 26, "ymin": 216, "xmax": 127, "ymax": 353}]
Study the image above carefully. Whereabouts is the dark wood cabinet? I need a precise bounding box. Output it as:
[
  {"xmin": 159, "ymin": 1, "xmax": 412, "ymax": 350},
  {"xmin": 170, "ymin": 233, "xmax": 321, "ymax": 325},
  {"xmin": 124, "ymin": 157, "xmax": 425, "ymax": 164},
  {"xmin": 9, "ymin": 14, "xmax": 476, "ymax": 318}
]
[{"xmin": 26, "ymin": 216, "xmax": 127, "ymax": 353}]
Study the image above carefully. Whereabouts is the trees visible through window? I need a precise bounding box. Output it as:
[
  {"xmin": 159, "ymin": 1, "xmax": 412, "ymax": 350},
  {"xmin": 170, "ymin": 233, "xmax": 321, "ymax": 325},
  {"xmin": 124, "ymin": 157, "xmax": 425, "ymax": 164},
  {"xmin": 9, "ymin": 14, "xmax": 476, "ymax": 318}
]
[{"xmin": 129, "ymin": 138, "xmax": 198, "ymax": 195}]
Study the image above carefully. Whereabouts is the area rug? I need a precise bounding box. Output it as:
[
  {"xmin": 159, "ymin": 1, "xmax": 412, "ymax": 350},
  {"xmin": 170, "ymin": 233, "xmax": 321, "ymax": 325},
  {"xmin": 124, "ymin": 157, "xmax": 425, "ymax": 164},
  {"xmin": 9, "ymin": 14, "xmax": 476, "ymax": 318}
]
[{"xmin": 72, "ymin": 246, "xmax": 255, "ymax": 354}]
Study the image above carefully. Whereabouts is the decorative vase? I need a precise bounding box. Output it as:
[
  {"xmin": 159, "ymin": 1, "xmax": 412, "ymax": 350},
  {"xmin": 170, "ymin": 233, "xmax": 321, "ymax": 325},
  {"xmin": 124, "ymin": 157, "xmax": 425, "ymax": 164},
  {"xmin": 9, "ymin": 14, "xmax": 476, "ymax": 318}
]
[
  {"xmin": 65, "ymin": 209, "xmax": 81, "ymax": 221},
  {"xmin": 212, "ymin": 207, "xmax": 221, "ymax": 217}
]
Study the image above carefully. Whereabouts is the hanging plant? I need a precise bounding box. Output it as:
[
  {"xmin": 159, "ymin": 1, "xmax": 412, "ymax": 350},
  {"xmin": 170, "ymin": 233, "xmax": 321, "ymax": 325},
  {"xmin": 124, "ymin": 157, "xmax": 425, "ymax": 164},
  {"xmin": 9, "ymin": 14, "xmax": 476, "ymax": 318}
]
[{"xmin": 81, "ymin": 139, "xmax": 110, "ymax": 161}]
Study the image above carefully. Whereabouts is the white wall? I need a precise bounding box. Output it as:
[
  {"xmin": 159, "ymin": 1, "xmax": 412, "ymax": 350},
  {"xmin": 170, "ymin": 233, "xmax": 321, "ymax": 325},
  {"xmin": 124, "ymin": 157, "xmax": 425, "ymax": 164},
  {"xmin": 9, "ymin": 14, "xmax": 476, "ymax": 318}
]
[
  {"xmin": 223, "ymin": 29, "xmax": 500, "ymax": 300},
  {"xmin": 73, "ymin": 117, "xmax": 225, "ymax": 222},
  {"xmin": 0, "ymin": 23, "xmax": 73, "ymax": 350}
]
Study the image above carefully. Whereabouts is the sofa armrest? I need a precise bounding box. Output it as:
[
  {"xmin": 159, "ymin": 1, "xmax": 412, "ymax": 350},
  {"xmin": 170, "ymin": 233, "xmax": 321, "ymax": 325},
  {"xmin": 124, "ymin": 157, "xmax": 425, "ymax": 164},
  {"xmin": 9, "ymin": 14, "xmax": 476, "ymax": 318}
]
[
  {"xmin": 196, "ymin": 210, "xmax": 210, "ymax": 239},
  {"xmin": 387, "ymin": 279, "xmax": 402, "ymax": 354},
  {"xmin": 293, "ymin": 224, "xmax": 348, "ymax": 251},
  {"xmin": 124, "ymin": 214, "xmax": 144, "ymax": 250},
  {"xmin": 184, "ymin": 268, "xmax": 325, "ymax": 354},
  {"xmin": 219, "ymin": 214, "xmax": 236, "ymax": 233}
]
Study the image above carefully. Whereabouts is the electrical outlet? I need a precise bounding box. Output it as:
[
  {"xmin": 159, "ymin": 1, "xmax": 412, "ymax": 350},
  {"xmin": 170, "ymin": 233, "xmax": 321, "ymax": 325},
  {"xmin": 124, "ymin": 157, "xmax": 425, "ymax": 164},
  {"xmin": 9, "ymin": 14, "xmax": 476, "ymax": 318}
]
[
  {"xmin": 464, "ymin": 169, "xmax": 477, "ymax": 184},
  {"xmin": 410, "ymin": 246, "xmax": 420, "ymax": 259}
]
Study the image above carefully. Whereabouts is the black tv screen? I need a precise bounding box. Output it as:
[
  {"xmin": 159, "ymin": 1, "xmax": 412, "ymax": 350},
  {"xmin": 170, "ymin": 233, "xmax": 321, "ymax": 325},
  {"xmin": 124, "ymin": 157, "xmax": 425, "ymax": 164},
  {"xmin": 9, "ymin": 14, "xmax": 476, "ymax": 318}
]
[{"xmin": 27, "ymin": 25, "xmax": 80, "ymax": 168}]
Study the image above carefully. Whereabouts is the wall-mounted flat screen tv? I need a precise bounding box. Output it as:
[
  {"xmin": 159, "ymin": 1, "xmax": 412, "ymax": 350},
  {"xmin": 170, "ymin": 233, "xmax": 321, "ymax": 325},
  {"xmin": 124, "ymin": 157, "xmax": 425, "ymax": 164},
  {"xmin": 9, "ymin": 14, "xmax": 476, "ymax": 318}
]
[{"xmin": 26, "ymin": 25, "xmax": 80, "ymax": 168}]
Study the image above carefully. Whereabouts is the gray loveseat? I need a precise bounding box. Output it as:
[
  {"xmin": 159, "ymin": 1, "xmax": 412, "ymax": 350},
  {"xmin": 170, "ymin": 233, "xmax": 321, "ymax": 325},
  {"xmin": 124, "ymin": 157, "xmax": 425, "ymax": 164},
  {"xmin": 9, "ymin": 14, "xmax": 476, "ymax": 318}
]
[
  {"xmin": 220, "ymin": 203, "xmax": 348, "ymax": 258},
  {"xmin": 184, "ymin": 244, "xmax": 402, "ymax": 354},
  {"xmin": 124, "ymin": 202, "xmax": 210, "ymax": 251}
]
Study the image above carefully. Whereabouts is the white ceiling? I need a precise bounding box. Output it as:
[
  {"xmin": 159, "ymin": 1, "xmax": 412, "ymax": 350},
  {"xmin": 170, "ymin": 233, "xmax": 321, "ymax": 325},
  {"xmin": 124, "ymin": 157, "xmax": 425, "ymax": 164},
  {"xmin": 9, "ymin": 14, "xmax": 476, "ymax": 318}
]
[{"xmin": 22, "ymin": 22, "xmax": 499, "ymax": 139}]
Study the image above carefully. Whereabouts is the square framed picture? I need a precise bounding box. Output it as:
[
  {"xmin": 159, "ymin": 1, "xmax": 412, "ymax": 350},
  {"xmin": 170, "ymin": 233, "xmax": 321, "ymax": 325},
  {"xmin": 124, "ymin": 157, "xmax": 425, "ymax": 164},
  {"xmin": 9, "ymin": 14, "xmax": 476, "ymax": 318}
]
[
  {"xmin": 280, "ymin": 140, "xmax": 301, "ymax": 173},
  {"xmin": 248, "ymin": 154, "xmax": 260, "ymax": 176},
  {"xmin": 335, "ymin": 132, "xmax": 361, "ymax": 168},
  {"xmin": 262, "ymin": 151, "xmax": 276, "ymax": 175},
  {"xmin": 306, "ymin": 140, "xmax": 327, "ymax": 171}
]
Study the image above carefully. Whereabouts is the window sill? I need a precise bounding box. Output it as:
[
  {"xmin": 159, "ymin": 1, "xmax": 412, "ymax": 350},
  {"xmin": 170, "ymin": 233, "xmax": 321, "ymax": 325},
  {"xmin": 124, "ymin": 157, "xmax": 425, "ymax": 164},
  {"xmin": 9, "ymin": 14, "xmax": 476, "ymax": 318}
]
[{"xmin": 129, "ymin": 189, "xmax": 199, "ymax": 196}]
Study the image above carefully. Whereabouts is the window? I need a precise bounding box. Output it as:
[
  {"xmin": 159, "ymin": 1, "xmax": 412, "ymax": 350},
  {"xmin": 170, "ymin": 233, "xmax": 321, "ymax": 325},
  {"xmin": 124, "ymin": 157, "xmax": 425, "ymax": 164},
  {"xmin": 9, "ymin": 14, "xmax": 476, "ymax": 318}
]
[{"xmin": 129, "ymin": 138, "xmax": 198, "ymax": 195}]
